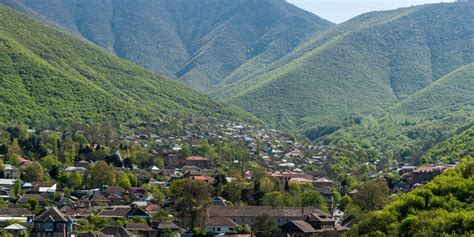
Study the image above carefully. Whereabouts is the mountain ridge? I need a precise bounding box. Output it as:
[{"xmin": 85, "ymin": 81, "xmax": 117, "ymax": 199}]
[{"xmin": 0, "ymin": 4, "xmax": 257, "ymax": 126}]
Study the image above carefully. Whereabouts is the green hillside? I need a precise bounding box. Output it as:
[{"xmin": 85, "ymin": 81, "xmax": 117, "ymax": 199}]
[
  {"xmin": 391, "ymin": 63, "xmax": 474, "ymax": 119},
  {"xmin": 228, "ymin": 2, "xmax": 474, "ymax": 129},
  {"xmin": 0, "ymin": 0, "xmax": 333, "ymax": 92},
  {"xmin": 422, "ymin": 125, "xmax": 474, "ymax": 164},
  {"xmin": 0, "ymin": 4, "xmax": 255, "ymax": 126},
  {"xmin": 352, "ymin": 157, "xmax": 474, "ymax": 236}
]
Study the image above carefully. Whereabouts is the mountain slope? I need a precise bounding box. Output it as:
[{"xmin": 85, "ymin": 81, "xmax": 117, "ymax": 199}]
[
  {"xmin": 391, "ymin": 63, "xmax": 474, "ymax": 118},
  {"xmin": 0, "ymin": 0, "xmax": 333, "ymax": 92},
  {"xmin": 227, "ymin": 2, "xmax": 474, "ymax": 129},
  {"xmin": 422, "ymin": 124, "xmax": 474, "ymax": 163},
  {"xmin": 0, "ymin": 4, "xmax": 255, "ymax": 126}
]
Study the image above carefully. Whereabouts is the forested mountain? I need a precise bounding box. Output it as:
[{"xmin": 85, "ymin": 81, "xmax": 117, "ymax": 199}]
[
  {"xmin": 0, "ymin": 0, "xmax": 333, "ymax": 92},
  {"xmin": 0, "ymin": 5, "xmax": 255, "ymax": 126},
  {"xmin": 226, "ymin": 2, "xmax": 474, "ymax": 129}
]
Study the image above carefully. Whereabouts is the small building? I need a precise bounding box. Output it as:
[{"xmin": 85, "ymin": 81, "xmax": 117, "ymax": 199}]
[
  {"xmin": 125, "ymin": 222, "xmax": 156, "ymax": 237},
  {"xmin": 31, "ymin": 207, "xmax": 73, "ymax": 237},
  {"xmin": 4, "ymin": 223, "xmax": 28, "ymax": 237},
  {"xmin": 280, "ymin": 220, "xmax": 317, "ymax": 237},
  {"xmin": 184, "ymin": 156, "xmax": 212, "ymax": 169},
  {"xmin": 205, "ymin": 217, "xmax": 238, "ymax": 234}
]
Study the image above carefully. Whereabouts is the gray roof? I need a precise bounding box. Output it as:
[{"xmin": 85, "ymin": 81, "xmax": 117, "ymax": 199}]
[
  {"xmin": 4, "ymin": 223, "xmax": 27, "ymax": 230},
  {"xmin": 34, "ymin": 207, "xmax": 69, "ymax": 222}
]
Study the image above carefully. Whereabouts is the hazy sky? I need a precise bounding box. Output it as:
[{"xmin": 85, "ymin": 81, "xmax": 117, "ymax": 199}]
[{"xmin": 287, "ymin": 0, "xmax": 456, "ymax": 23}]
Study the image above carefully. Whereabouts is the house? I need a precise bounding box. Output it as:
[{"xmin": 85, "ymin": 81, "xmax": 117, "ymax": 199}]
[
  {"xmin": 208, "ymin": 206, "xmax": 326, "ymax": 226},
  {"xmin": 154, "ymin": 221, "xmax": 184, "ymax": 236},
  {"xmin": 98, "ymin": 206, "xmax": 151, "ymax": 220},
  {"xmin": 306, "ymin": 211, "xmax": 336, "ymax": 231},
  {"xmin": 100, "ymin": 226, "xmax": 132, "ymax": 237},
  {"xmin": 125, "ymin": 222, "xmax": 156, "ymax": 237},
  {"xmin": 4, "ymin": 223, "xmax": 28, "ymax": 237},
  {"xmin": 184, "ymin": 156, "xmax": 212, "ymax": 169},
  {"xmin": 280, "ymin": 220, "xmax": 317, "ymax": 237},
  {"xmin": 102, "ymin": 186, "xmax": 125, "ymax": 196},
  {"xmin": 412, "ymin": 166, "xmax": 445, "ymax": 185},
  {"xmin": 0, "ymin": 208, "xmax": 33, "ymax": 223},
  {"xmin": 30, "ymin": 207, "xmax": 73, "ymax": 237},
  {"xmin": 205, "ymin": 217, "xmax": 238, "ymax": 234},
  {"xmin": 312, "ymin": 178, "xmax": 336, "ymax": 189},
  {"xmin": 106, "ymin": 193, "xmax": 124, "ymax": 205},
  {"xmin": 80, "ymin": 194, "xmax": 110, "ymax": 207},
  {"xmin": 77, "ymin": 231, "xmax": 107, "ymax": 237}
]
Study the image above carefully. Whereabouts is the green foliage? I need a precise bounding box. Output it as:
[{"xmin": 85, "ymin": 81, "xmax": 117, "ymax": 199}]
[
  {"xmin": 1, "ymin": 0, "xmax": 332, "ymax": 92},
  {"xmin": 353, "ymin": 157, "xmax": 474, "ymax": 236},
  {"xmin": 171, "ymin": 179, "xmax": 212, "ymax": 230},
  {"xmin": 254, "ymin": 214, "xmax": 281, "ymax": 237},
  {"xmin": 0, "ymin": 4, "xmax": 257, "ymax": 126},
  {"xmin": 225, "ymin": 2, "xmax": 474, "ymax": 129},
  {"xmin": 85, "ymin": 161, "xmax": 116, "ymax": 188},
  {"xmin": 300, "ymin": 190, "xmax": 328, "ymax": 212},
  {"xmin": 23, "ymin": 162, "xmax": 45, "ymax": 182},
  {"xmin": 422, "ymin": 125, "xmax": 474, "ymax": 164}
]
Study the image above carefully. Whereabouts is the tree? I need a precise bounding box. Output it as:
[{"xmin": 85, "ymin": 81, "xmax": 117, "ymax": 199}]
[
  {"xmin": 300, "ymin": 190, "xmax": 328, "ymax": 211},
  {"xmin": 7, "ymin": 139, "xmax": 21, "ymax": 166},
  {"xmin": 178, "ymin": 143, "xmax": 191, "ymax": 159},
  {"xmin": 40, "ymin": 155, "xmax": 59, "ymax": 170},
  {"xmin": 171, "ymin": 179, "xmax": 212, "ymax": 230},
  {"xmin": 259, "ymin": 177, "xmax": 274, "ymax": 194},
  {"xmin": 86, "ymin": 161, "xmax": 116, "ymax": 188},
  {"xmin": 352, "ymin": 178, "xmax": 390, "ymax": 212},
  {"xmin": 254, "ymin": 214, "xmax": 280, "ymax": 237},
  {"xmin": 262, "ymin": 192, "xmax": 285, "ymax": 207},
  {"xmin": 13, "ymin": 177, "xmax": 21, "ymax": 197},
  {"xmin": 67, "ymin": 171, "xmax": 83, "ymax": 189},
  {"xmin": 23, "ymin": 162, "xmax": 45, "ymax": 182},
  {"xmin": 117, "ymin": 172, "xmax": 131, "ymax": 189}
]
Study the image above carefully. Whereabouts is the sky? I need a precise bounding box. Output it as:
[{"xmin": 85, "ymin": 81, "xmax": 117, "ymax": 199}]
[{"xmin": 287, "ymin": 0, "xmax": 456, "ymax": 23}]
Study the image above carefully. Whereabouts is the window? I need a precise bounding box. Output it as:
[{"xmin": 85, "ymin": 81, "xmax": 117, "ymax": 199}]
[
  {"xmin": 44, "ymin": 223, "xmax": 54, "ymax": 231},
  {"xmin": 217, "ymin": 227, "xmax": 221, "ymax": 232}
]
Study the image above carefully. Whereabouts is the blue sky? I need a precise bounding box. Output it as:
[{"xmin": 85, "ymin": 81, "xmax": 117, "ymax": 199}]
[{"xmin": 287, "ymin": 0, "xmax": 456, "ymax": 23}]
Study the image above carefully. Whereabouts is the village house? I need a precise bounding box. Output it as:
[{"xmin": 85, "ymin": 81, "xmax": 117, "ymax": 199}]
[
  {"xmin": 412, "ymin": 166, "xmax": 446, "ymax": 185},
  {"xmin": 30, "ymin": 207, "xmax": 73, "ymax": 237},
  {"xmin": 208, "ymin": 206, "xmax": 331, "ymax": 227},
  {"xmin": 184, "ymin": 156, "xmax": 212, "ymax": 169}
]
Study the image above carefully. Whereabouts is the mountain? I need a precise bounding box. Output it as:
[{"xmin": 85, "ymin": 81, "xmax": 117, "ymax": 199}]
[
  {"xmin": 0, "ymin": 4, "xmax": 256, "ymax": 126},
  {"xmin": 0, "ymin": 0, "xmax": 333, "ymax": 92},
  {"xmin": 225, "ymin": 2, "xmax": 474, "ymax": 129},
  {"xmin": 391, "ymin": 63, "xmax": 474, "ymax": 119}
]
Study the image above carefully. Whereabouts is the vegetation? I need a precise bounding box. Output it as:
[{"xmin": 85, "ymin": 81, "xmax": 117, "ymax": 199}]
[
  {"xmin": 0, "ymin": 4, "xmax": 257, "ymax": 126},
  {"xmin": 422, "ymin": 125, "xmax": 474, "ymax": 164},
  {"xmin": 226, "ymin": 2, "xmax": 474, "ymax": 129},
  {"xmin": 352, "ymin": 157, "xmax": 474, "ymax": 236},
  {"xmin": 1, "ymin": 0, "xmax": 332, "ymax": 92}
]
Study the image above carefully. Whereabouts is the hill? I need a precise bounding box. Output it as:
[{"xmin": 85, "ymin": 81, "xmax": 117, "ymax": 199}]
[
  {"xmin": 227, "ymin": 2, "xmax": 474, "ymax": 129},
  {"xmin": 0, "ymin": 4, "xmax": 256, "ymax": 126},
  {"xmin": 352, "ymin": 156, "xmax": 474, "ymax": 236},
  {"xmin": 391, "ymin": 63, "xmax": 474, "ymax": 119},
  {"xmin": 0, "ymin": 0, "xmax": 333, "ymax": 92},
  {"xmin": 422, "ymin": 124, "xmax": 474, "ymax": 164}
]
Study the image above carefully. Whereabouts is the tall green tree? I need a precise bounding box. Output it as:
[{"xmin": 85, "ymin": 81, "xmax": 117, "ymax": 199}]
[
  {"xmin": 171, "ymin": 179, "xmax": 212, "ymax": 230},
  {"xmin": 86, "ymin": 161, "xmax": 116, "ymax": 188}
]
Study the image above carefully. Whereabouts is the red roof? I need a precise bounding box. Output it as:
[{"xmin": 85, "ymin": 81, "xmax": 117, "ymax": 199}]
[{"xmin": 185, "ymin": 156, "xmax": 209, "ymax": 161}]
